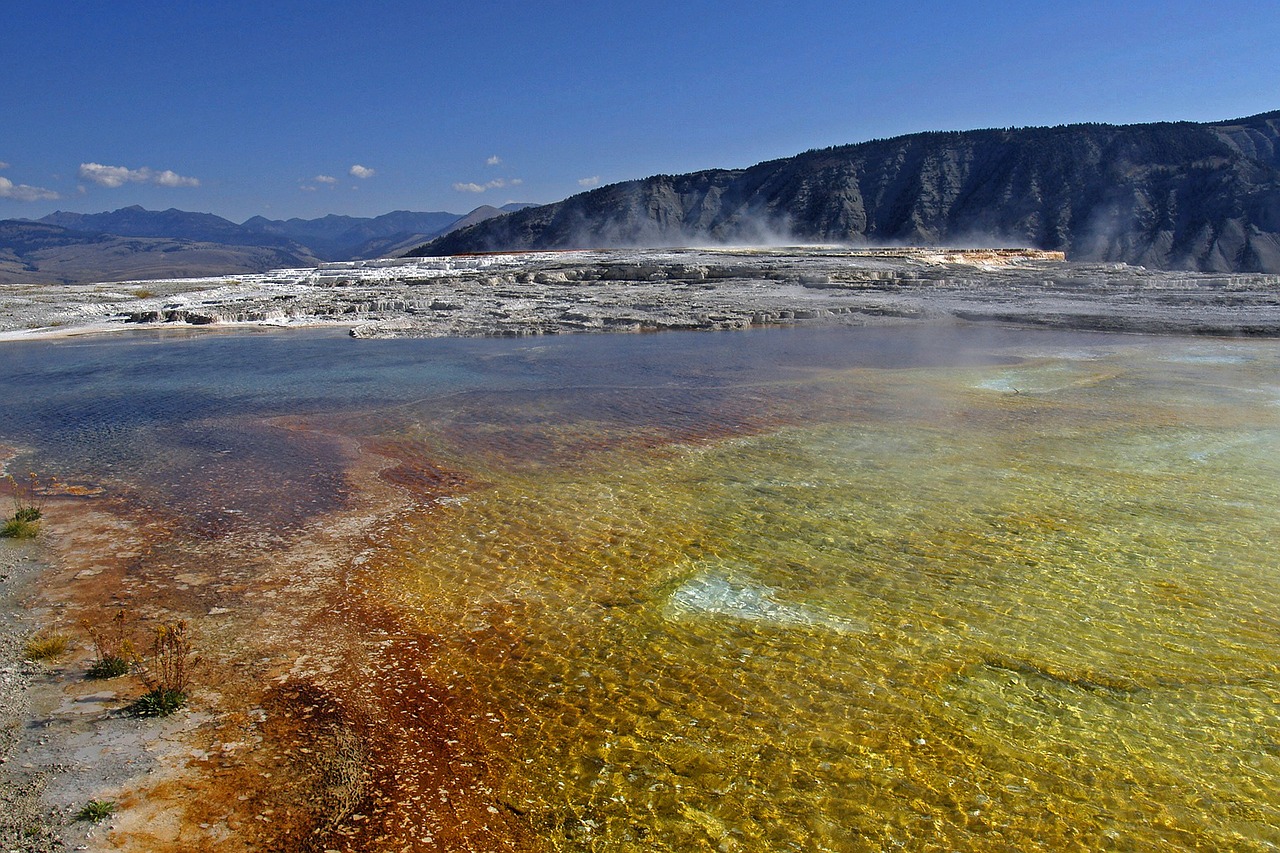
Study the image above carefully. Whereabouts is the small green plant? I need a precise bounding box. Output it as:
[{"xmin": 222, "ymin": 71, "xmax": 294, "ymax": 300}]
[
  {"xmin": 84, "ymin": 610, "xmax": 136, "ymax": 680},
  {"xmin": 76, "ymin": 800, "xmax": 116, "ymax": 822},
  {"xmin": 23, "ymin": 630, "xmax": 70, "ymax": 662},
  {"xmin": 128, "ymin": 620, "xmax": 194, "ymax": 717},
  {"xmin": 13, "ymin": 506, "xmax": 40, "ymax": 523},
  {"xmin": 129, "ymin": 687, "xmax": 187, "ymax": 717},
  {"xmin": 2, "ymin": 472, "xmax": 46, "ymax": 539},
  {"xmin": 88, "ymin": 656, "xmax": 131, "ymax": 679}
]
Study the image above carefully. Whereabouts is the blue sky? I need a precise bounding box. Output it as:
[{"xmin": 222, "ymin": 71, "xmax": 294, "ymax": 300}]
[{"xmin": 2, "ymin": 0, "xmax": 1277, "ymax": 223}]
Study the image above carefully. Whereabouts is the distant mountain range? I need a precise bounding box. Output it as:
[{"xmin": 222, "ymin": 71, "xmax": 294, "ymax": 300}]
[
  {"xmin": 0, "ymin": 204, "xmax": 532, "ymax": 284},
  {"xmin": 411, "ymin": 111, "xmax": 1280, "ymax": 273}
]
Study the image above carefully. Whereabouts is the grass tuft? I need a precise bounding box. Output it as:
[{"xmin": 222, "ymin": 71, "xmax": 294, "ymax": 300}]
[
  {"xmin": 1, "ymin": 518, "xmax": 39, "ymax": 539},
  {"xmin": 23, "ymin": 631, "xmax": 70, "ymax": 662},
  {"xmin": 3, "ymin": 472, "xmax": 46, "ymax": 538},
  {"xmin": 76, "ymin": 800, "xmax": 116, "ymax": 822}
]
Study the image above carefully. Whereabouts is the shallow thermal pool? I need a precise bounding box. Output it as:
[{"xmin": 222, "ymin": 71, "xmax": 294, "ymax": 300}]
[{"xmin": 2, "ymin": 325, "xmax": 1279, "ymax": 850}]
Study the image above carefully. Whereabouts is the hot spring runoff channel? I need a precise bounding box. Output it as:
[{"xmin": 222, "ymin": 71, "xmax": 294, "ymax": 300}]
[{"xmin": 2, "ymin": 325, "xmax": 1278, "ymax": 850}]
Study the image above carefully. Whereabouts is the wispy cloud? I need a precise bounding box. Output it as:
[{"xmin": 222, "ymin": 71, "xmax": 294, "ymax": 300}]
[
  {"xmin": 153, "ymin": 169, "xmax": 199, "ymax": 187},
  {"xmin": 0, "ymin": 162, "xmax": 10, "ymax": 170},
  {"xmin": 79, "ymin": 162, "xmax": 199, "ymax": 188},
  {"xmin": 453, "ymin": 177, "xmax": 523, "ymax": 193},
  {"xmin": 299, "ymin": 174, "xmax": 340, "ymax": 192},
  {"xmin": 486, "ymin": 155, "xmax": 502, "ymax": 166},
  {"xmin": 349, "ymin": 164, "xmax": 376, "ymax": 179},
  {"xmin": 0, "ymin": 176, "xmax": 59, "ymax": 202},
  {"xmin": 578, "ymin": 176, "xmax": 601, "ymax": 188}
]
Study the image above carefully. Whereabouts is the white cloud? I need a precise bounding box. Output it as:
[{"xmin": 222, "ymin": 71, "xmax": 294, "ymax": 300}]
[
  {"xmin": 486, "ymin": 155, "xmax": 502, "ymax": 166},
  {"xmin": 78, "ymin": 162, "xmax": 199, "ymax": 188},
  {"xmin": 578, "ymin": 176, "xmax": 601, "ymax": 188},
  {"xmin": 349, "ymin": 164, "xmax": 375, "ymax": 179},
  {"xmin": 153, "ymin": 169, "xmax": 200, "ymax": 188},
  {"xmin": 79, "ymin": 163, "xmax": 138, "ymax": 188},
  {"xmin": 0, "ymin": 162, "xmax": 9, "ymax": 170},
  {"xmin": 300, "ymin": 184, "xmax": 317, "ymax": 192},
  {"xmin": 453, "ymin": 177, "xmax": 521, "ymax": 193},
  {"xmin": 314, "ymin": 174, "xmax": 337, "ymax": 184},
  {"xmin": 0, "ymin": 176, "xmax": 59, "ymax": 202}
]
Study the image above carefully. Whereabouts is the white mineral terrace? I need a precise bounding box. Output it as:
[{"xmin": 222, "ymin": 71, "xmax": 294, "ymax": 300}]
[{"xmin": 2, "ymin": 246, "xmax": 1278, "ymax": 340}]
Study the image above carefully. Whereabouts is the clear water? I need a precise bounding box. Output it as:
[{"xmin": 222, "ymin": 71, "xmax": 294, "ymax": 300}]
[{"xmin": 2, "ymin": 325, "xmax": 1278, "ymax": 850}]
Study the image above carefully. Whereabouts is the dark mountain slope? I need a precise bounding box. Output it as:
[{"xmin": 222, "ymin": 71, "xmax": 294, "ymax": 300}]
[
  {"xmin": 243, "ymin": 210, "xmax": 464, "ymax": 259},
  {"xmin": 0, "ymin": 220, "xmax": 320, "ymax": 284},
  {"xmin": 0, "ymin": 220, "xmax": 103, "ymax": 254},
  {"xmin": 35, "ymin": 206, "xmax": 480, "ymax": 263},
  {"xmin": 344, "ymin": 207, "xmax": 513, "ymax": 260},
  {"xmin": 412, "ymin": 111, "xmax": 1280, "ymax": 272},
  {"xmin": 38, "ymin": 206, "xmax": 319, "ymax": 254}
]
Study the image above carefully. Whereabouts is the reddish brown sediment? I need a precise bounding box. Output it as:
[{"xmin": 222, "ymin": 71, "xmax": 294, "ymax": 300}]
[
  {"xmin": 364, "ymin": 438, "xmax": 478, "ymax": 500},
  {"xmin": 297, "ymin": 603, "xmax": 539, "ymax": 852}
]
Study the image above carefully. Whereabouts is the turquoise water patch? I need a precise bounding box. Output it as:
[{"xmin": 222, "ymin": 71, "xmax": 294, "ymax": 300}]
[{"xmin": 665, "ymin": 564, "xmax": 870, "ymax": 633}]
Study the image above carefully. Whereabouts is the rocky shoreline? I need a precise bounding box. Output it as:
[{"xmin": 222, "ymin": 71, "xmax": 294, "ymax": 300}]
[{"xmin": 2, "ymin": 247, "xmax": 1279, "ymax": 342}]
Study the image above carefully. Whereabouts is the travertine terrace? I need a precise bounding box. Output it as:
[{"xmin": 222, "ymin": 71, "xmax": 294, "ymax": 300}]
[{"xmin": 4, "ymin": 246, "xmax": 1279, "ymax": 341}]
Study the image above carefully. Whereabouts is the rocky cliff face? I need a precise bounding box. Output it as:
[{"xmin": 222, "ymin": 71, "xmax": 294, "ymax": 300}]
[{"xmin": 412, "ymin": 111, "xmax": 1280, "ymax": 273}]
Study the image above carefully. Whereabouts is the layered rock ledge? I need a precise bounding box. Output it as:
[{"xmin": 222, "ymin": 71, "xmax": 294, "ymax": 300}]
[{"xmin": 2, "ymin": 246, "xmax": 1279, "ymax": 340}]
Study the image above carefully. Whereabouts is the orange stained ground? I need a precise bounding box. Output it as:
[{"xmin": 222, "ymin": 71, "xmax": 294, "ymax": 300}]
[{"xmin": 19, "ymin": 426, "xmax": 544, "ymax": 852}]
